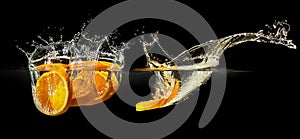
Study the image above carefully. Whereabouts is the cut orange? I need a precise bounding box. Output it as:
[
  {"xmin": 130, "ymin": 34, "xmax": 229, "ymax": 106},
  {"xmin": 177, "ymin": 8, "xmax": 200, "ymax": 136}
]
[
  {"xmin": 70, "ymin": 61, "xmax": 120, "ymax": 106},
  {"xmin": 92, "ymin": 71, "xmax": 119, "ymax": 104},
  {"xmin": 70, "ymin": 71, "xmax": 98, "ymax": 106},
  {"xmin": 136, "ymin": 78, "xmax": 180, "ymax": 111},
  {"xmin": 70, "ymin": 71, "xmax": 119, "ymax": 106},
  {"xmin": 32, "ymin": 61, "xmax": 120, "ymax": 115},
  {"xmin": 34, "ymin": 67, "xmax": 69, "ymax": 116}
]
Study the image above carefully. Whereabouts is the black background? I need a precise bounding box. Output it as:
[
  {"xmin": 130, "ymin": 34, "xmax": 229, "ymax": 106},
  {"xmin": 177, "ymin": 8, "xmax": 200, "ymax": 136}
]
[{"xmin": 1, "ymin": 0, "xmax": 299, "ymax": 138}]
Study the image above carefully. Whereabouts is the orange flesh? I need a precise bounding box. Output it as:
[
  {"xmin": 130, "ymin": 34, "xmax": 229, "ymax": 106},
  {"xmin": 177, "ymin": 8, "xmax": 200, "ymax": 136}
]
[{"xmin": 34, "ymin": 67, "xmax": 69, "ymax": 116}]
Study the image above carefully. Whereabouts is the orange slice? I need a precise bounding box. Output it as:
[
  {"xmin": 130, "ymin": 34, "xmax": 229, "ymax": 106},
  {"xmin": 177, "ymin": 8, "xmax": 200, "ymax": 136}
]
[
  {"xmin": 70, "ymin": 71, "xmax": 98, "ymax": 106},
  {"xmin": 70, "ymin": 61, "xmax": 120, "ymax": 106},
  {"xmin": 70, "ymin": 71, "xmax": 119, "ymax": 106},
  {"xmin": 136, "ymin": 78, "xmax": 180, "ymax": 111},
  {"xmin": 92, "ymin": 71, "xmax": 119, "ymax": 104},
  {"xmin": 34, "ymin": 67, "xmax": 69, "ymax": 116}
]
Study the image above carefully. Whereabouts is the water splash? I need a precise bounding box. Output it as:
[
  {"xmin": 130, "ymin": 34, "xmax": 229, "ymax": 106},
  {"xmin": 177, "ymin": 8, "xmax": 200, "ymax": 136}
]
[
  {"xmin": 17, "ymin": 20, "xmax": 296, "ymax": 113},
  {"xmin": 17, "ymin": 29, "xmax": 127, "ymax": 114},
  {"xmin": 17, "ymin": 31, "xmax": 127, "ymax": 70},
  {"xmin": 136, "ymin": 20, "xmax": 296, "ymax": 109}
]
